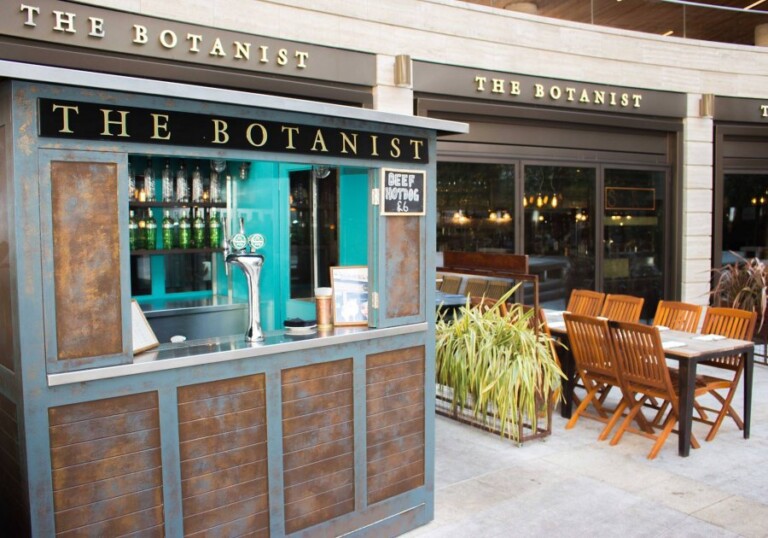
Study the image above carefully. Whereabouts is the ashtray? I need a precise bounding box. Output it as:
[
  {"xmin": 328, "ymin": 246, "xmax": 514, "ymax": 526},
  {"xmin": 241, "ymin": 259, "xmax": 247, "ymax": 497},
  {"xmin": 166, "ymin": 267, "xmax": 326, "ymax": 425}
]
[{"xmin": 284, "ymin": 318, "xmax": 318, "ymax": 334}]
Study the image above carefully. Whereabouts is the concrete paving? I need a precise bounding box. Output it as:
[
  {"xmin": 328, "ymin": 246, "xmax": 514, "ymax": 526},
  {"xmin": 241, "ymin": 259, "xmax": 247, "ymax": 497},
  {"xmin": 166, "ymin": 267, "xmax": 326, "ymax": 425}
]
[{"xmin": 407, "ymin": 360, "xmax": 768, "ymax": 538}]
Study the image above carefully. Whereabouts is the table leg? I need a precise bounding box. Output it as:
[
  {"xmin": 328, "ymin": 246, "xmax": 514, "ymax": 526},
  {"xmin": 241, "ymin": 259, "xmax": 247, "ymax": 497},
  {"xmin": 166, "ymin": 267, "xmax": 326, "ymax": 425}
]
[
  {"xmin": 677, "ymin": 359, "xmax": 696, "ymax": 457},
  {"xmin": 744, "ymin": 347, "xmax": 754, "ymax": 439}
]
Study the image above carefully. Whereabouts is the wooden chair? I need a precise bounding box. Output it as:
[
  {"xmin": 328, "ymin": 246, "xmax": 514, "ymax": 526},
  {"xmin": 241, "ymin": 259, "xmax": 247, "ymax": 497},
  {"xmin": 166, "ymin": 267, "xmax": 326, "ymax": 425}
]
[
  {"xmin": 608, "ymin": 321, "xmax": 706, "ymax": 459},
  {"xmin": 464, "ymin": 278, "xmax": 489, "ymax": 299},
  {"xmin": 566, "ymin": 289, "xmax": 605, "ymax": 317},
  {"xmin": 694, "ymin": 307, "xmax": 757, "ymax": 441},
  {"xmin": 600, "ymin": 294, "xmax": 644, "ymax": 322},
  {"xmin": 485, "ymin": 280, "xmax": 511, "ymax": 301},
  {"xmin": 563, "ymin": 313, "xmax": 627, "ymax": 440},
  {"xmin": 652, "ymin": 300, "xmax": 702, "ymax": 333},
  {"xmin": 440, "ymin": 275, "xmax": 462, "ymax": 294}
]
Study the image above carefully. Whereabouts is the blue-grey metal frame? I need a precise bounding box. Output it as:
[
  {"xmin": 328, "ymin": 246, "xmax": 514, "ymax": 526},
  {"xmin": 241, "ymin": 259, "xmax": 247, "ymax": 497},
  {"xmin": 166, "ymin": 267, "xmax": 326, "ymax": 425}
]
[{"xmin": 1, "ymin": 70, "xmax": 466, "ymax": 536}]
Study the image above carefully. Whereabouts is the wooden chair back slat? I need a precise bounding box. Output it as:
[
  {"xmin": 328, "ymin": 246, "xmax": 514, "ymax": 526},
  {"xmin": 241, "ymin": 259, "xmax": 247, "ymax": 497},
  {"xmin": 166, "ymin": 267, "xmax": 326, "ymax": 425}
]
[
  {"xmin": 464, "ymin": 278, "xmax": 489, "ymax": 298},
  {"xmin": 440, "ymin": 275, "xmax": 462, "ymax": 294},
  {"xmin": 485, "ymin": 280, "xmax": 511, "ymax": 301},
  {"xmin": 609, "ymin": 321, "xmax": 674, "ymax": 400},
  {"xmin": 567, "ymin": 289, "xmax": 605, "ymax": 317},
  {"xmin": 652, "ymin": 300, "xmax": 703, "ymax": 333},
  {"xmin": 600, "ymin": 294, "xmax": 644, "ymax": 322},
  {"xmin": 700, "ymin": 307, "xmax": 757, "ymax": 371},
  {"xmin": 564, "ymin": 313, "xmax": 615, "ymax": 379}
]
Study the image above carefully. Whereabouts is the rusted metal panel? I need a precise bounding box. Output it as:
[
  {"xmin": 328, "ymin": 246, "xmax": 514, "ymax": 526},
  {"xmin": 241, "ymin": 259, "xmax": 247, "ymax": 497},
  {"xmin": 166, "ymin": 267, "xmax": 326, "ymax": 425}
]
[
  {"xmin": 0, "ymin": 124, "xmax": 12, "ymax": 372},
  {"xmin": 282, "ymin": 359, "xmax": 354, "ymax": 534},
  {"xmin": 177, "ymin": 374, "xmax": 270, "ymax": 537},
  {"xmin": 385, "ymin": 217, "xmax": 421, "ymax": 317},
  {"xmin": 50, "ymin": 160, "xmax": 122, "ymax": 360},
  {"xmin": 48, "ymin": 392, "xmax": 164, "ymax": 536},
  {"xmin": 282, "ymin": 421, "xmax": 354, "ymax": 453},
  {"xmin": 366, "ymin": 347, "xmax": 425, "ymax": 505}
]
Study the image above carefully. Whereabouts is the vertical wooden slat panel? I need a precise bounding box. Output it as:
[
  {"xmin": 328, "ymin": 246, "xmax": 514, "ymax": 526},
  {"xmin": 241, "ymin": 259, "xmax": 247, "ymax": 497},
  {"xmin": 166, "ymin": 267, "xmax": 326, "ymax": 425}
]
[
  {"xmin": 0, "ymin": 124, "xmax": 12, "ymax": 372},
  {"xmin": 385, "ymin": 217, "xmax": 421, "ymax": 317},
  {"xmin": 282, "ymin": 359, "xmax": 354, "ymax": 534},
  {"xmin": 178, "ymin": 375, "xmax": 270, "ymax": 537},
  {"xmin": 0, "ymin": 393, "xmax": 28, "ymax": 536},
  {"xmin": 366, "ymin": 346, "xmax": 425, "ymax": 505},
  {"xmin": 48, "ymin": 392, "xmax": 164, "ymax": 536},
  {"xmin": 51, "ymin": 160, "xmax": 122, "ymax": 360}
]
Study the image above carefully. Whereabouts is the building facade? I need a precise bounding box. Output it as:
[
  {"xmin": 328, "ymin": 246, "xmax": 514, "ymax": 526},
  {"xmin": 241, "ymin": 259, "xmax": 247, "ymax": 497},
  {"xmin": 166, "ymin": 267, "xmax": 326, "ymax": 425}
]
[{"xmin": 1, "ymin": 0, "xmax": 768, "ymax": 536}]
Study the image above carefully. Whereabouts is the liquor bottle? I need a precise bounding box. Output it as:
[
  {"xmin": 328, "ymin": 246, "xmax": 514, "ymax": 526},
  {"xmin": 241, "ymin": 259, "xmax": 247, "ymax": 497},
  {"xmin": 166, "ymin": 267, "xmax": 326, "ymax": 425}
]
[
  {"xmin": 128, "ymin": 209, "xmax": 137, "ymax": 250},
  {"xmin": 192, "ymin": 164, "xmax": 203, "ymax": 203},
  {"xmin": 209, "ymin": 170, "xmax": 221, "ymax": 203},
  {"xmin": 192, "ymin": 207, "xmax": 206, "ymax": 248},
  {"xmin": 144, "ymin": 210, "xmax": 157, "ymax": 250},
  {"xmin": 208, "ymin": 208, "xmax": 221, "ymax": 248},
  {"xmin": 128, "ymin": 161, "xmax": 136, "ymax": 202},
  {"xmin": 161, "ymin": 159, "xmax": 173, "ymax": 202},
  {"xmin": 143, "ymin": 158, "xmax": 156, "ymax": 202},
  {"xmin": 162, "ymin": 210, "xmax": 175, "ymax": 249},
  {"xmin": 178, "ymin": 208, "xmax": 191, "ymax": 249},
  {"xmin": 137, "ymin": 211, "xmax": 146, "ymax": 250},
  {"xmin": 176, "ymin": 161, "xmax": 189, "ymax": 203}
]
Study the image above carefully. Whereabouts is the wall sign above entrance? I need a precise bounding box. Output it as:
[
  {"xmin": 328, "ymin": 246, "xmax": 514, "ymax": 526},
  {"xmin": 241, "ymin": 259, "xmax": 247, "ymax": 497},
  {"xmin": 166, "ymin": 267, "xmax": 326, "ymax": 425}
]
[
  {"xmin": 2, "ymin": 1, "xmax": 374, "ymax": 86},
  {"xmin": 413, "ymin": 61, "xmax": 686, "ymax": 118},
  {"xmin": 38, "ymin": 98, "xmax": 429, "ymax": 163}
]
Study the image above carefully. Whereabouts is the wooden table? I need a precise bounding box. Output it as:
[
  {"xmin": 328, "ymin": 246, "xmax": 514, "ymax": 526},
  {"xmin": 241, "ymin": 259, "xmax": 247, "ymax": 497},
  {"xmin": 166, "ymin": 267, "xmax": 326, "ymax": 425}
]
[{"xmin": 544, "ymin": 310, "xmax": 755, "ymax": 457}]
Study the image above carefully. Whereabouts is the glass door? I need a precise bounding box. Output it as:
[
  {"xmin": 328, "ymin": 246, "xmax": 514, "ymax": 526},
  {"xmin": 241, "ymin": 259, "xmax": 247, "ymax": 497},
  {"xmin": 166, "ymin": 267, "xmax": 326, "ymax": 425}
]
[
  {"xmin": 603, "ymin": 168, "xmax": 666, "ymax": 319},
  {"xmin": 523, "ymin": 165, "xmax": 596, "ymax": 309},
  {"xmin": 722, "ymin": 173, "xmax": 768, "ymax": 264}
]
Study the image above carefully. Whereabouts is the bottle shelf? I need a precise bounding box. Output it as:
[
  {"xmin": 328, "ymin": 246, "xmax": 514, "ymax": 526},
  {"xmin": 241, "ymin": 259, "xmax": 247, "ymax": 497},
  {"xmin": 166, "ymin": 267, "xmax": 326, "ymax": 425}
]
[
  {"xmin": 129, "ymin": 201, "xmax": 227, "ymax": 209},
  {"xmin": 130, "ymin": 248, "xmax": 224, "ymax": 256}
]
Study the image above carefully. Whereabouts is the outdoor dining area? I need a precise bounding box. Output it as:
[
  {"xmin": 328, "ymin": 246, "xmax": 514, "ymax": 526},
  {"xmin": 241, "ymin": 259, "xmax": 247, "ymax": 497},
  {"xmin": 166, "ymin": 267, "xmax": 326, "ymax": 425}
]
[{"xmin": 435, "ymin": 284, "xmax": 758, "ymax": 460}]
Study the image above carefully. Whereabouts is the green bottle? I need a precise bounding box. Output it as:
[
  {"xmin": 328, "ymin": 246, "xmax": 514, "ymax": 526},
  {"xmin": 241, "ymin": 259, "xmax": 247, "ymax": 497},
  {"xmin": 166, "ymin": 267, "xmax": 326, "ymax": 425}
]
[
  {"xmin": 162, "ymin": 210, "xmax": 175, "ymax": 249},
  {"xmin": 178, "ymin": 209, "xmax": 191, "ymax": 249},
  {"xmin": 192, "ymin": 207, "xmax": 206, "ymax": 248},
  {"xmin": 128, "ymin": 210, "xmax": 137, "ymax": 250},
  {"xmin": 144, "ymin": 210, "xmax": 157, "ymax": 250},
  {"xmin": 208, "ymin": 208, "xmax": 221, "ymax": 248},
  {"xmin": 136, "ymin": 212, "xmax": 146, "ymax": 250}
]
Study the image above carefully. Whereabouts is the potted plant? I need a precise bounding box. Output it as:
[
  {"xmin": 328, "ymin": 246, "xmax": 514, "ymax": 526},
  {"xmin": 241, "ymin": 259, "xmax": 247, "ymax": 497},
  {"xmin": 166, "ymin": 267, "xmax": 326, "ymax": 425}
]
[
  {"xmin": 435, "ymin": 288, "xmax": 564, "ymax": 443},
  {"xmin": 711, "ymin": 253, "xmax": 767, "ymax": 335}
]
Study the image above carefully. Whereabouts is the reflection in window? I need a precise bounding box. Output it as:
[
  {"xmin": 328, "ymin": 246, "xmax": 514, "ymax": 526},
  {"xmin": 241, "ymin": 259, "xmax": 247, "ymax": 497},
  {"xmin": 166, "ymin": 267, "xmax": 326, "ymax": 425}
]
[
  {"xmin": 436, "ymin": 163, "xmax": 515, "ymax": 252},
  {"xmin": 603, "ymin": 168, "xmax": 665, "ymax": 319},
  {"xmin": 289, "ymin": 168, "xmax": 338, "ymax": 299},
  {"xmin": 524, "ymin": 166, "xmax": 596, "ymax": 309},
  {"xmin": 723, "ymin": 173, "xmax": 768, "ymax": 263}
]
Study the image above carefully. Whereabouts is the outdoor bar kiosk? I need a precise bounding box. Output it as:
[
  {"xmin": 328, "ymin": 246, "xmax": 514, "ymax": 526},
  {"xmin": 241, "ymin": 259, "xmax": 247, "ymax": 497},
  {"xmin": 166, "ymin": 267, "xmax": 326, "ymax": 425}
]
[{"xmin": 0, "ymin": 62, "xmax": 467, "ymax": 536}]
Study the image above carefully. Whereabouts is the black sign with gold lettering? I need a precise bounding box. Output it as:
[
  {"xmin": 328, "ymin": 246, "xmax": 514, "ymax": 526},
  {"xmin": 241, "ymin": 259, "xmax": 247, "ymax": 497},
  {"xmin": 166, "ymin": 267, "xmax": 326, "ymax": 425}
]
[{"xmin": 38, "ymin": 98, "xmax": 428, "ymax": 163}]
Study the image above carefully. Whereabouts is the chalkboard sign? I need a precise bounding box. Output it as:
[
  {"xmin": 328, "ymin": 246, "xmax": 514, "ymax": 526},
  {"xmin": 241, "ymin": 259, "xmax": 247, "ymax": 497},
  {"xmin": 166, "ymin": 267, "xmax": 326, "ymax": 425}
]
[{"xmin": 380, "ymin": 168, "xmax": 426, "ymax": 216}]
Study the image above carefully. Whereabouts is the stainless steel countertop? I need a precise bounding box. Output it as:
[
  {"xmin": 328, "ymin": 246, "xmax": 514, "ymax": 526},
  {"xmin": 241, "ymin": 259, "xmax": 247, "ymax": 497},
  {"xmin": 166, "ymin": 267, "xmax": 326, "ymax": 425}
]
[{"xmin": 47, "ymin": 323, "xmax": 429, "ymax": 386}]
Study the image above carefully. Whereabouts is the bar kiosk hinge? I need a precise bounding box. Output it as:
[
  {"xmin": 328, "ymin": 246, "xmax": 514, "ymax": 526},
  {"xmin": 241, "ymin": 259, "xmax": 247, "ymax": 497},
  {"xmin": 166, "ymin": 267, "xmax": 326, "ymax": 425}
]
[
  {"xmin": 371, "ymin": 291, "xmax": 380, "ymax": 309},
  {"xmin": 371, "ymin": 188, "xmax": 380, "ymax": 206}
]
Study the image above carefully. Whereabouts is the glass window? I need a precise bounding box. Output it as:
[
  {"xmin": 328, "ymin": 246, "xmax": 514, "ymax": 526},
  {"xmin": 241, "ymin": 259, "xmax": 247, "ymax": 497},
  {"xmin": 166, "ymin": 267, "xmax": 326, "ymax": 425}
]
[
  {"xmin": 436, "ymin": 163, "xmax": 515, "ymax": 253},
  {"xmin": 524, "ymin": 165, "xmax": 596, "ymax": 310},
  {"xmin": 603, "ymin": 168, "xmax": 666, "ymax": 319},
  {"xmin": 722, "ymin": 173, "xmax": 768, "ymax": 264},
  {"xmin": 289, "ymin": 167, "xmax": 339, "ymax": 299}
]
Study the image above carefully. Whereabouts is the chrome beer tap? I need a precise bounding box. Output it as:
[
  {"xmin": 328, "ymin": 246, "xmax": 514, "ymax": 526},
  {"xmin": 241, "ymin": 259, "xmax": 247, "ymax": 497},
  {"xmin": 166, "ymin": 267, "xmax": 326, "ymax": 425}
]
[{"xmin": 225, "ymin": 216, "xmax": 265, "ymax": 342}]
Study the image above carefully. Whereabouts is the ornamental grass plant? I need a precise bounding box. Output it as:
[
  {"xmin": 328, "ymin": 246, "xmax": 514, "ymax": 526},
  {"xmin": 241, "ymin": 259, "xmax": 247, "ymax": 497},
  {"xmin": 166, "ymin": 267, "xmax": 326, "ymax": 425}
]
[
  {"xmin": 435, "ymin": 287, "xmax": 564, "ymax": 443},
  {"xmin": 711, "ymin": 253, "xmax": 767, "ymax": 333}
]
